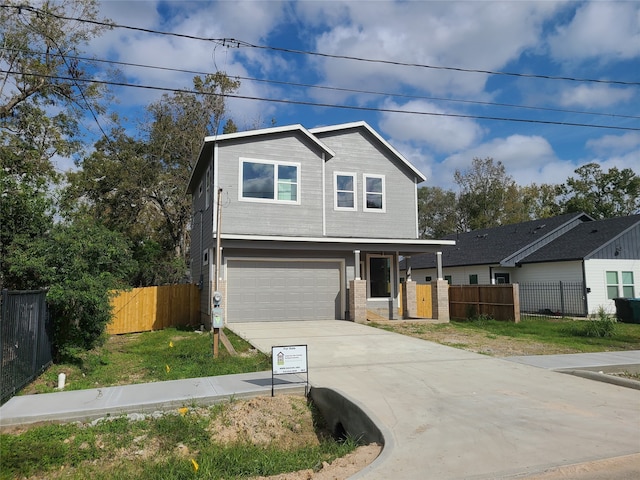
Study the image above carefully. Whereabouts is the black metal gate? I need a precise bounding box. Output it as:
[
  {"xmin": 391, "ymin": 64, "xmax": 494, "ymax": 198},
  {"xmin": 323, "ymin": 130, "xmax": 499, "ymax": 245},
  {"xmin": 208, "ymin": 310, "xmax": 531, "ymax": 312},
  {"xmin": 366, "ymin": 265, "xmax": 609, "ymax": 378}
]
[
  {"xmin": 0, "ymin": 289, "xmax": 52, "ymax": 404},
  {"xmin": 518, "ymin": 282, "xmax": 587, "ymax": 318}
]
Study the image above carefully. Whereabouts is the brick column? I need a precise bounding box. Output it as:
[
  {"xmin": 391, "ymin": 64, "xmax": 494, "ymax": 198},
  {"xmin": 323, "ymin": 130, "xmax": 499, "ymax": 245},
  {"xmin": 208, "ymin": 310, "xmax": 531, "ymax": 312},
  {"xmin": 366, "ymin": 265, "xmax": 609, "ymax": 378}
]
[
  {"xmin": 349, "ymin": 279, "xmax": 367, "ymax": 323},
  {"xmin": 403, "ymin": 280, "xmax": 418, "ymax": 319},
  {"xmin": 431, "ymin": 279, "xmax": 450, "ymax": 322}
]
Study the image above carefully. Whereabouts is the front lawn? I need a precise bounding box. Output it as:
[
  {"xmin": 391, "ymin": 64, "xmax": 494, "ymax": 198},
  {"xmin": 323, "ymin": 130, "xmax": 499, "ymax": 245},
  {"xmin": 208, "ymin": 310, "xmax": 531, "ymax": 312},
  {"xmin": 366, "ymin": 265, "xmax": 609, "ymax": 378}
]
[{"xmin": 22, "ymin": 327, "xmax": 271, "ymax": 395}]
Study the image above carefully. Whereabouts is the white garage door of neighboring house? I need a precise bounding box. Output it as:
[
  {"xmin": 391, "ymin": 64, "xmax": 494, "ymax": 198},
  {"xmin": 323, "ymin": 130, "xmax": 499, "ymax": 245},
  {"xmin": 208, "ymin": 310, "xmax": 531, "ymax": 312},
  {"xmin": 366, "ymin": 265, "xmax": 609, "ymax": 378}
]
[{"xmin": 226, "ymin": 259, "xmax": 342, "ymax": 322}]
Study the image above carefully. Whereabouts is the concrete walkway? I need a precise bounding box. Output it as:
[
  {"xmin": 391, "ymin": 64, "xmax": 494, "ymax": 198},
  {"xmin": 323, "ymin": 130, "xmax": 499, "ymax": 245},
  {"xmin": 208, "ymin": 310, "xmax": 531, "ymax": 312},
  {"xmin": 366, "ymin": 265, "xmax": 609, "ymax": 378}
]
[
  {"xmin": 228, "ymin": 321, "xmax": 640, "ymax": 480},
  {"xmin": 1, "ymin": 320, "xmax": 639, "ymax": 480}
]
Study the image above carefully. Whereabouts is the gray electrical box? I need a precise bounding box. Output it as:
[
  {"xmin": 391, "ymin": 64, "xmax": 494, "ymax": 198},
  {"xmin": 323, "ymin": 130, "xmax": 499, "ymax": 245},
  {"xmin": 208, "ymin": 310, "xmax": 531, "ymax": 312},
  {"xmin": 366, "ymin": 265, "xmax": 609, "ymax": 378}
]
[{"xmin": 212, "ymin": 307, "xmax": 224, "ymax": 328}]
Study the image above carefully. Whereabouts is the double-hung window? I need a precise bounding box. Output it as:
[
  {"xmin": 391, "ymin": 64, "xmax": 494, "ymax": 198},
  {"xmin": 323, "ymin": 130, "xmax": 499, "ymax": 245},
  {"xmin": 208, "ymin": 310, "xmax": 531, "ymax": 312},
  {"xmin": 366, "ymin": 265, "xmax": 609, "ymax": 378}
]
[
  {"xmin": 240, "ymin": 158, "xmax": 299, "ymax": 203},
  {"xmin": 363, "ymin": 174, "xmax": 385, "ymax": 212},
  {"xmin": 622, "ymin": 272, "xmax": 635, "ymax": 298},
  {"xmin": 334, "ymin": 172, "xmax": 356, "ymax": 210}
]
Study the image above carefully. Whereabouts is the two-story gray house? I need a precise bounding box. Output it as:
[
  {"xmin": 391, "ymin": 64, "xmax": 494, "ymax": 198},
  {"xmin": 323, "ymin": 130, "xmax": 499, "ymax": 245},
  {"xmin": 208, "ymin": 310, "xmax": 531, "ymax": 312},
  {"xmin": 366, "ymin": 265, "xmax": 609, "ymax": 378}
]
[{"xmin": 186, "ymin": 121, "xmax": 454, "ymax": 325}]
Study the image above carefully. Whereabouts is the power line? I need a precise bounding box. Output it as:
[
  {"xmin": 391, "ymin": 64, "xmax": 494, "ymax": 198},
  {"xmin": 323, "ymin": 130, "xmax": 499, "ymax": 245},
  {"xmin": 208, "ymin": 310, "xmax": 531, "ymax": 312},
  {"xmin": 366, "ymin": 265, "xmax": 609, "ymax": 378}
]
[
  {"xmin": 3, "ymin": 69, "xmax": 638, "ymax": 132},
  {"xmin": 3, "ymin": 3, "xmax": 638, "ymax": 87},
  {"xmin": 3, "ymin": 46, "xmax": 638, "ymax": 121}
]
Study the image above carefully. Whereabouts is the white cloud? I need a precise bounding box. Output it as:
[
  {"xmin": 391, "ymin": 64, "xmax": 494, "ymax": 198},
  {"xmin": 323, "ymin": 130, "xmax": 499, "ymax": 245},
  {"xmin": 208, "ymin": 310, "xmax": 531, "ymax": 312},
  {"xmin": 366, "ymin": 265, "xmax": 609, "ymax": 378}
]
[
  {"xmin": 441, "ymin": 135, "xmax": 559, "ymax": 188},
  {"xmin": 548, "ymin": 2, "xmax": 640, "ymax": 62},
  {"xmin": 299, "ymin": 1, "xmax": 562, "ymax": 97},
  {"xmin": 379, "ymin": 100, "xmax": 485, "ymax": 153},
  {"xmin": 586, "ymin": 132, "xmax": 640, "ymax": 155},
  {"xmin": 559, "ymin": 85, "xmax": 635, "ymax": 108}
]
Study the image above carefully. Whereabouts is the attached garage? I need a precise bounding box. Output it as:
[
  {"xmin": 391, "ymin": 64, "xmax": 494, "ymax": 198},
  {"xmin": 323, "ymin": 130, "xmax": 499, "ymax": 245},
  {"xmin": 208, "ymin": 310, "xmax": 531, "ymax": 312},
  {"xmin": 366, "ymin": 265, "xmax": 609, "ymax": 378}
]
[{"xmin": 226, "ymin": 259, "xmax": 344, "ymax": 322}]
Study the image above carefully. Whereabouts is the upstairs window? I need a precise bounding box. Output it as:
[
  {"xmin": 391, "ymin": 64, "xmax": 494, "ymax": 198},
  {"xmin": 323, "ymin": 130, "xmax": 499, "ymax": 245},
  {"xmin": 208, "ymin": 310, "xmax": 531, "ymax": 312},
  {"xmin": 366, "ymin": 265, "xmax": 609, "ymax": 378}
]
[
  {"xmin": 363, "ymin": 174, "xmax": 385, "ymax": 212},
  {"xmin": 240, "ymin": 158, "xmax": 299, "ymax": 203},
  {"xmin": 334, "ymin": 172, "xmax": 356, "ymax": 210}
]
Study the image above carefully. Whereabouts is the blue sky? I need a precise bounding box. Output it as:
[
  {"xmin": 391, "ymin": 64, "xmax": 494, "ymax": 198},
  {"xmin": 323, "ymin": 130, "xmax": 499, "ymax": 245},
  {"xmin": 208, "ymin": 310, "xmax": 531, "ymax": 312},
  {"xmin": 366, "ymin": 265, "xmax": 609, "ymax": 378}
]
[{"xmin": 79, "ymin": 0, "xmax": 640, "ymax": 190}]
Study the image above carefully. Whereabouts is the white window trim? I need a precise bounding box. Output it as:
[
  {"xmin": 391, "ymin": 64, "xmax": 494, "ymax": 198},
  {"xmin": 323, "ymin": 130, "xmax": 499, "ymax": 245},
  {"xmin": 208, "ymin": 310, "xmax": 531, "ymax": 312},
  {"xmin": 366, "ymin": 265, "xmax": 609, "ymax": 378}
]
[
  {"xmin": 363, "ymin": 174, "xmax": 386, "ymax": 213},
  {"xmin": 238, "ymin": 157, "xmax": 301, "ymax": 205},
  {"xmin": 333, "ymin": 171, "xmax": 357, "ymax": 211}
]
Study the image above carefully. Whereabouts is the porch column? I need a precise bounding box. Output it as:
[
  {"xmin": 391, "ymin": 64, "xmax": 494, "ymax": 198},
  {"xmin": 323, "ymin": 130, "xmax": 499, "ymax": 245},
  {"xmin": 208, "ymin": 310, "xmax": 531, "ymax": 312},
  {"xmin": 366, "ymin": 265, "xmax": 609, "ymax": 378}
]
[
  {"xmin": 431, "ymin": 278, "xmax": 450, "ymax": 323},
  {"xmin": 405, "ymin": 256, "xmax": 412, "ymax": 281},
  {"xmin": 403, "ymin": 279, "xmax": 418, "ymax": 319},
  {"xmin": 349, "ymin": 279, "xmax": 367, "ymax": 323},
  {"xmin": 436, "ymin": 251, "xmax": 443, "ymax": 280},
  {"xmin": 354, "ymin": 250, "xmax": 361, "ymax": 280}
]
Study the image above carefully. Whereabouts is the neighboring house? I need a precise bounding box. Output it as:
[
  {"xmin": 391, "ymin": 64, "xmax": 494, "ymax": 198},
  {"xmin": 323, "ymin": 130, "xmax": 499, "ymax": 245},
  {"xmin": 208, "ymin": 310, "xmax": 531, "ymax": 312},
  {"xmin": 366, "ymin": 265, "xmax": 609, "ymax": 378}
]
[
  {"xmin": 402, "ymin": 213, "xmax": 640, "ymax": 316},
  {"xmin": 186, "ymin": 121, "xmax": 454, "ymax": 324}
]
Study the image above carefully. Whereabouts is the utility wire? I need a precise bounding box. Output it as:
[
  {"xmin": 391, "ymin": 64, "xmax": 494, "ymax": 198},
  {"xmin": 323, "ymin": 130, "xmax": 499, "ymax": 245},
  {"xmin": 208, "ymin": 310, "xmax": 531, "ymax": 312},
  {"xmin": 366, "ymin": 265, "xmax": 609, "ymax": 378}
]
[
  {"xmin": 3, "ymin": 3, "xmax": 638, "ymax": 87},
  {"xmin": 3, "ymin": 69, "xmax": 638, "ymax": 132},
  {"xmin": 2, "ymin": 46, "xmax": 638, "ymax": 121}
]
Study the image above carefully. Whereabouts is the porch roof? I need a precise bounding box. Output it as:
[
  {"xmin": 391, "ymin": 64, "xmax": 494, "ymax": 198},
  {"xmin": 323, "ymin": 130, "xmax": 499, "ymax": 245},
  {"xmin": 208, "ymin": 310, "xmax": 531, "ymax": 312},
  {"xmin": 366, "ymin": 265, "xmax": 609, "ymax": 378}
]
[{"xmin": 219, "ymin": 234, "xmax": 455, "ymax": 256}]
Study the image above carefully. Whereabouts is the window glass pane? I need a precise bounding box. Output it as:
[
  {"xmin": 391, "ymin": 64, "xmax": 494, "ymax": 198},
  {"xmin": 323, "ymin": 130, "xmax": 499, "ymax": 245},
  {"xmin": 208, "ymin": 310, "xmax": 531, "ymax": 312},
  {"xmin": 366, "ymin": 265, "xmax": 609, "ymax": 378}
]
[
  {"xmin": 369, "ymin": 257, "xmax": 391, "ymax": 298},
  {"xmin": 243, "ymin": 162, "xmax": 274, "ymax": 199},
  {"xmin": 469, "ymin": 274, "xmax": 478, "ymax": 284},
  {"xmin": 366, "ymin": 193, "xmax": 383, "ymax": 209},
  {"xmin": 277, "ymin": 165, "xmax": 297, "ymax": 201},
  {"xmin": 622, "ymin": 286, "xmax": 635, "ymax": 298},
  {"xmin": 607, "ymin": 286, "xmax": 619, "ymax": 299},
  {"xmin": 622, "ymin": 271, "xmax": 634, "ymax": 284},
  {"xmin": 337, "ymin": 192, "xmax": 354, "ymax": 208},
  {"xmin": 278, "ymin": 165, "xmax": 297, "ymax": 181},
  {"xmin": 337, "ymin": 175, "xmax": 353, "ymax": 191},
  {"xmin": 366, "ymin": 177, "xmax": 382, "ymax": 193},
  {"xmin": 606, "ymin": 271, "xmax": 618, "ymax": 285}
]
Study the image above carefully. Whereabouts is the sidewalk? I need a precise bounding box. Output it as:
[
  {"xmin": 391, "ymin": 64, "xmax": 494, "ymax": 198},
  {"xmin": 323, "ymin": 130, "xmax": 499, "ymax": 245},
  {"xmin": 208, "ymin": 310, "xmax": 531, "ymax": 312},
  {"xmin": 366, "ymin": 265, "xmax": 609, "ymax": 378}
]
[{"xmin": 0, "ymin": 371, "xmax": 306, "ymax": 428}]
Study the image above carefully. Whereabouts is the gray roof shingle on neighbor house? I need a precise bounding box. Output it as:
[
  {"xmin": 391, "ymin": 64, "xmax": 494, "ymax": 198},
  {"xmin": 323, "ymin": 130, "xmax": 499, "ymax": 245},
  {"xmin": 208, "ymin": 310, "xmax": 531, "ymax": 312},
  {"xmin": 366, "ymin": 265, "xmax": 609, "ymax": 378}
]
[
  {"xmin": 406, "ymin": 212, "xmax": 593, "ymax": 269},
  {"xmin": 519, "ymin": 214, "xmax": 640, "ymax": 264}
]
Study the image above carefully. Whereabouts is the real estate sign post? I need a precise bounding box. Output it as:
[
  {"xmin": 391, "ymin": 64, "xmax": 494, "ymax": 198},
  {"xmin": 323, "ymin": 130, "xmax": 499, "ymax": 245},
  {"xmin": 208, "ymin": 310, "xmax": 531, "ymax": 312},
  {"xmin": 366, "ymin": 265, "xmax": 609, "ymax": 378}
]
[{"xmin": 271, "ymin": 345, "xmax": 308, "ymax": 396}]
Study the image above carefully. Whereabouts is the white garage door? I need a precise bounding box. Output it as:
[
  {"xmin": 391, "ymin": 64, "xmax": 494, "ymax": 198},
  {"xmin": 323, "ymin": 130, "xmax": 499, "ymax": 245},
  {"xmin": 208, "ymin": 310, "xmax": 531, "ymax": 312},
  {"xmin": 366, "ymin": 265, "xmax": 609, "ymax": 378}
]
[{"xmin": 226, "ymin": 260, "xmax": 342, "ymax": 322}]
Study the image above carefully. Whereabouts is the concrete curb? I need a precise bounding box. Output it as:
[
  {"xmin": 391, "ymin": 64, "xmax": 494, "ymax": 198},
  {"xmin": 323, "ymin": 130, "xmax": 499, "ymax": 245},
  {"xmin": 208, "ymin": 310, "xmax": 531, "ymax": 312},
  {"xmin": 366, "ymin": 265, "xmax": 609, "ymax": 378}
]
[{"xmin": 558, "ymin": 369, "xmax": 640, "ymax": 391}]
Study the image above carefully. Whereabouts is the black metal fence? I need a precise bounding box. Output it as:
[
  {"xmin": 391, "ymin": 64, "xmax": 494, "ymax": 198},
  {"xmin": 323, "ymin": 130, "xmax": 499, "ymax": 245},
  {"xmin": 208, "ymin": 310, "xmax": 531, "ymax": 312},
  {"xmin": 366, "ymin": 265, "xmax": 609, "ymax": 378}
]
[
  {"xmin": 1, "ymin": 289, "xmax": 52, "ymax": 404},
  {"xmin": 518, "ymin": 282, "xmax": 587, "ymax": 318}
]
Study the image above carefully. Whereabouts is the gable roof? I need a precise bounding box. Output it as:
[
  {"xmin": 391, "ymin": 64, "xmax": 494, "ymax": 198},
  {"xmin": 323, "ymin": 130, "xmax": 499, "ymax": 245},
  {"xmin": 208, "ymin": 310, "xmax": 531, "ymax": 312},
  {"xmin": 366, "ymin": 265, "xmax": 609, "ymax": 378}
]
[
  {"xmin": 186, "ymin": 124, "xmax": 336, "ymax": 194},
  {"xmin": 310, "ymin": 121, "xmax": 427, "ymax": 182},
  {"xmin": 408, "ymin": 213, "xmax": 593, "ymax": 269},
  {"xmin": 519, "ymin": 214, "xmax": 640, "ymax": 264}
]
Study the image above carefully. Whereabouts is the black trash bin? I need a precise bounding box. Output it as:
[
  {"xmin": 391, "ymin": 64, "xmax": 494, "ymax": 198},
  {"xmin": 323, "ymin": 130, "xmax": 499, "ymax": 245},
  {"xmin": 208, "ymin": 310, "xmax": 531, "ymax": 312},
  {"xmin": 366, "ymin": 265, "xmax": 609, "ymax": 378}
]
[
  {"xmin": 614, "ymin": 298, "xmax": 634, "ymax": 323},
  {"xmin": 628, "ymin": 299, "xmax": 640, "ymax": 324}
]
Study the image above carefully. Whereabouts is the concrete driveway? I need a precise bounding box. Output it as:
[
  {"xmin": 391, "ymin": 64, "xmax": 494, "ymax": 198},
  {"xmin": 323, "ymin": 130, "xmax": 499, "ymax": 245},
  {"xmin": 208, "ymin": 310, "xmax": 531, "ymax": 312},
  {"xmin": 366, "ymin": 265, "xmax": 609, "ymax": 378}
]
[{"xmin": 229, "ymin": 320, "xmax": 640, "ymax": 480}]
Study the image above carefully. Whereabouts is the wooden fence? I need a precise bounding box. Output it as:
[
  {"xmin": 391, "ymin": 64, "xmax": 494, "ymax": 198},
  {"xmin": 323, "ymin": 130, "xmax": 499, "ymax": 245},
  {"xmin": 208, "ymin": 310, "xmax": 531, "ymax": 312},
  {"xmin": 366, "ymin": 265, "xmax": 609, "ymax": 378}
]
[
  {"xmin": 108, "ymin": 284, "xmax": 201, "ymax": 334},
  {"xmin": 449, "ymin": 284, "xmax": 520, "ymax": 322},
  {"xmin": 398, "ymin": 283, "xmax": 432, "ymax": 318}
]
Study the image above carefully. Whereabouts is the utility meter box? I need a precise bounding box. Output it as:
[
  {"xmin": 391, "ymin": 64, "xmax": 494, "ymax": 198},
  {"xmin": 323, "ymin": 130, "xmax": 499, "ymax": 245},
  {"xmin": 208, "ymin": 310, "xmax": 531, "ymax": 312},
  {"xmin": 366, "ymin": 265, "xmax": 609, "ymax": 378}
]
[{"xmin": 212, "ymin": 307, "xmax": 224, "ymax": 328}]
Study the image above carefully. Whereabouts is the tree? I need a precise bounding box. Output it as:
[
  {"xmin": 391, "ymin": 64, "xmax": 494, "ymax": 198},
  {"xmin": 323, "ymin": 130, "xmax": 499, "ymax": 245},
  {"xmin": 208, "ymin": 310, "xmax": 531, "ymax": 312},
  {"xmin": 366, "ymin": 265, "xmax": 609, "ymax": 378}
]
[
  {"xmin": 558, "ymin": 163, "xmax": 640, "ymax": 219},
  {"xmin": 64, "ymin": 74, "xmax": 240, "ymax": 284},
  {"xmin": 454, "ymin": 157, "xmax": 518, "ymax": 231},
  {"xmin": 417, "ymin": 186, "xmax": 458, "ymax": 238},
  {"xmin": 143, "ymin": 73, "xmax": 239, "ymax": 260},
  {"xmin": 1, "ymin": 0, "xmax": 112, "ymax": 288},
  {"xmin": 4, "ymin": 219, "xmax": 136, "ymax": 360},
  {"xmin": 1, "ymin": 0, "xmax": 111, "ymax": 179}
]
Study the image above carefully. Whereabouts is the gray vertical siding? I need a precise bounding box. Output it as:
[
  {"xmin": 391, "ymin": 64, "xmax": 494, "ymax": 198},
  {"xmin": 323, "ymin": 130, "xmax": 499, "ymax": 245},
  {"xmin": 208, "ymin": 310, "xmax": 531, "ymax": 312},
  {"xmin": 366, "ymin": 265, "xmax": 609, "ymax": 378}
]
[
  {"xmin": 589, "ymin": 224, "xmax": 640, "ymax": 260},
  {"xmin": 215, "ymin": 133, "xmax": 325, "ymax": 236},
  {"xmin": 317, "ymin": 129, "xmax": 419, "ymax": 239}
]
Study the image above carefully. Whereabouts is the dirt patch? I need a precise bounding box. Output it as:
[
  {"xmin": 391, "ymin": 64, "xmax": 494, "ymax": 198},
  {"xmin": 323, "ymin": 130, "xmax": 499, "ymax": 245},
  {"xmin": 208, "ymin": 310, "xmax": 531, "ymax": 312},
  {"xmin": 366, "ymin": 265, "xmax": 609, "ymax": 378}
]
[
  {"xmin": 208, "ymin": 395, "xmax": 381, "ymax": 480},
  {"xmin": 377, "ymin": 321, "xmax": 579, "ymax": 357}
]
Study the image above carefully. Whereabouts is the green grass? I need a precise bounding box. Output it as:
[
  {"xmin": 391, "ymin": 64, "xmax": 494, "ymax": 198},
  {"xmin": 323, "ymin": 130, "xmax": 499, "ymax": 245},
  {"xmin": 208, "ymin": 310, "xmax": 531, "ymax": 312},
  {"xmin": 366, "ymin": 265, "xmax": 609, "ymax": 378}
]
[
  {"xmin": 0, "ymin": 402, "xmax": 358, "ymax": 480},
  {"xmin": 23, "ymin": 327, "xmax": 272, "ymax": 394},
  {"xmin": 451, "ymin": 316, "xmax": 640, "ymax": 352}
]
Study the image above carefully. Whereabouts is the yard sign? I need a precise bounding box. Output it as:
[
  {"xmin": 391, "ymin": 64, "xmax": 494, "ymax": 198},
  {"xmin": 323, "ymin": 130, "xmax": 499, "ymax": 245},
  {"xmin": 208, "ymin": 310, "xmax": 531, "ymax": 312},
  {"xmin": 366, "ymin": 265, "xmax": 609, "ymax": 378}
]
[{"xmin": 271, "ymin": 345, "xmax": 308, "ymax": 396}]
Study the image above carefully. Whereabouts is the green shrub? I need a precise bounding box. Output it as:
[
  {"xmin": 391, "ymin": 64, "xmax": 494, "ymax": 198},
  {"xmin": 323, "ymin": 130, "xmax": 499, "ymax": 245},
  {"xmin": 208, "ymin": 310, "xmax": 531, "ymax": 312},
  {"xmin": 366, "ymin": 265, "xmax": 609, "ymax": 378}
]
[{"xmin": 579, "ymin": 307, "xmax": 617, "ymax": 338}]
